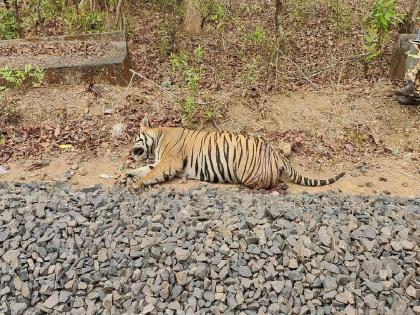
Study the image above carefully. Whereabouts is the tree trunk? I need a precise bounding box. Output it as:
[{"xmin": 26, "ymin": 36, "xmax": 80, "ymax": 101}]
[
  {"xmin": 403, "ymin": 0, "xmax": 420, "ymax": 33},
  {"xmin": 115, "ymin": 0, "xmax": 124, "ymax": 30},
  {"xmin": 275, "ymin": 0, "xmax": 285, "ymax": 36},
  {"xmin": 12, "ymin": 0, "xmax": 22, "ymax": 37},
  {"xmin": 183, "ymin": 0, "xmax": 202, "ymax": 35}
]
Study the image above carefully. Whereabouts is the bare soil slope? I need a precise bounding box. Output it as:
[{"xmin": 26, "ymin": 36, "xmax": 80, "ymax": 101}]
[{"xmin": 1, "ymin": 83, "xmax": 418, "ymax": 197}]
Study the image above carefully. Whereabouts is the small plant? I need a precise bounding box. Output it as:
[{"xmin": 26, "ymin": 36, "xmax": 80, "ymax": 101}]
[
  {"xmin": 0, "ymin": 65, "xmax": 44, "ymax": 88},
  {"xmin": 184, "ymin": 68, "xmax": 201, "ymax": 93},
  {"xmin": 82, "ymin": 12, "xmax": 104, "ymax": 33},
  {"xmin": 169, "ymin": 53, "xmax": 188, "ymax": 73},
  {"xmin": 194, "ymin": 45, "xmax": 205, "ymax": 63},
  {"xmin": 170, "ymin": 45, "xmax": 208, "ymax": 120},
  {"xmin": 29, "ymin": 66, "xmax": 45, "ymax": 85},
  {"xmin": 325, "ymin": 0, "xmax": 352, "ymax": 33},
  {"xmin": 159, "ymin": 22, "xmax": 171, "ymax": 56},
  {"xmin": 363, "ymin": 26, "xmax": 381, "ymax": 62},
  {"xmin": 288, "ymin": 0, "xmax": 313, "ymax": 29},
  {"xmin": 363, "ymin": 0, "xmax": 403, "ymax": 63},
  {"xmin": 180, "ymin": 96, "xmax": 196, "ymax": 118},
  {"xmin": 202, "ymin": 1, "xmax": 226, "ymax": 24},
  {"xmin": 203, "ymin": 108, "xmax": 218, "ymax": 121},
  {"xmin": 246, "ymin": 26, "xmax": 267, "ymax": 43},
  {"xmin": 147, "ymin": 0, "xmax": 183, "ymax": 16},
  {"xmin": 0, "ymin": 64, "xmax": 43, "ymax": 125},
  {"xmin": 0, "ymin": 9, "xmax": 19, "ymax": 39},
  {"xmin": 64, "ymin": 9, "xmax": 104, "ymax": 34},
  {"xmin": 243, "ymin": 58, "xmax": 260, "ymax": 86},
  {"xmin": 0, "ymin": 67, "xmax": 26, "ymax": 88}
]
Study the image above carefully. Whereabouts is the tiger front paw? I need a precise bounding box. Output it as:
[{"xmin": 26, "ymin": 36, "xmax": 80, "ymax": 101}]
[
  {"xmin": 128, "ymin": 178, "xmax": 147, "ymax": 194},
  {"xmin": 115, "ymin": 171, "xmax": 139, "ymax": 188}
]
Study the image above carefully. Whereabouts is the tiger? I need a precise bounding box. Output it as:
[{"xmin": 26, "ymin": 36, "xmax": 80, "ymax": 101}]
[{"xmin": 124, "ymin": 117, "xmax": 345, "ymax": 190}]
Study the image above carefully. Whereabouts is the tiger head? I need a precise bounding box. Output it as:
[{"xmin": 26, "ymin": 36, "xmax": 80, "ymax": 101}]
[{"xmin": 132, "ymin": 117, "xmax": 155, "ymax": 161}]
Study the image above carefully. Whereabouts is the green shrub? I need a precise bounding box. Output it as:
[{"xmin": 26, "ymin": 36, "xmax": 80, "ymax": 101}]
[
  {"xmin": 0, "ymin": 64, "xmax": 44, "ymax": 88},
  {"xmin": 64, "ymin": 10, "xmax": 105, "ymax": 34},
  {"xmin": 363, "ymin": 0, "xmax": 403, "ymax": 63},
  {"xmin": 246, "ymin": 26, "xmax": 267, "ymax": 43},
  {"xmin": 0, "ymin": 10, "xmax": 19, "ymax": 39}
]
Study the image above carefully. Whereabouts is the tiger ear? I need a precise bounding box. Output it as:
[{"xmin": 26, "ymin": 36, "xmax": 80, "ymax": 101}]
[{"xmin": 140, "ymin": 116, "xmax": 151, "ymax": 129}]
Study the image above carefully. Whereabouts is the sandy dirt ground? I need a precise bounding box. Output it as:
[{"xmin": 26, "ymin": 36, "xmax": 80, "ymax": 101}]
[{"xmin": 1, "ymin": 83, "xmax": 419, "ymax": 198}]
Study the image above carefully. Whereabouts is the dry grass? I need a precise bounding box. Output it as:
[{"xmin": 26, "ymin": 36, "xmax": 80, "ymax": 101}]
[{"xmin": 0, "ymin": 102, "xmax": 23, "ymax": 125}]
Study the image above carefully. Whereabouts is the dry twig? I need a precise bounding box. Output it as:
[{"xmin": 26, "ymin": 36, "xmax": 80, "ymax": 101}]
[{"xmin": 278, "ymin": 50, "xmax": 319, "ymax": 89}]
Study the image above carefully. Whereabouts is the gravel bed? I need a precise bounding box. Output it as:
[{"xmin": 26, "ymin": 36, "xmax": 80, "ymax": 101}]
[{"xmin": 0, "ymin": 182, "xmax": 419, "ymax": 315}]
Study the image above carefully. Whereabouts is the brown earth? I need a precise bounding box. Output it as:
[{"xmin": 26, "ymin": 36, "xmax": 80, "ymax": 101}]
[{"xmin": 1, "ymin": 83, "xmax": 418, "ymax": 198}]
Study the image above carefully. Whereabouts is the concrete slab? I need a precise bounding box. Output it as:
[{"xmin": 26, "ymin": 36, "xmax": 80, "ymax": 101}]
[
  {"xmin": 0, "ymin": 31, "xmax": 130, "ymax": 85},
  {"xmin": 389, "ymin": 33, "xmax": 417, "ymax": 80}
]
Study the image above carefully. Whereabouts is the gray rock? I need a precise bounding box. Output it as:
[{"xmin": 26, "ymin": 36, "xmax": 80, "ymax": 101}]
[
  {"xmin": 203, "ymin": 291, "xmax": 215, "ymax": 302},
  {"xmin": 335, "ymin": 291, "xmax": 354, "ymax": 304},
  {"xmin": 226, "ymin": 293, "xmax": 237, "ymax": 309},
  {"xmin": 219, "ymin": 265, "xmax": 229, "ymax": 280},
  {"xmin": 195, "ymin": 263, "xmax": 209, "ymax": 279},
  {"xmin": 268, "ymin": 303, "xmax": 280, "ymax": 314},
  {"xmin": 175, "ymin": 271, "xmax": 188, "ymax": 285},
  {"xmin": 3, "ymin": 249, "xmax": 20, "ymax": 268},
  {"xmin": 10, "ymin": 302, "xmax": 27, "ymax": 315},
  {"xmin": 318, "ymin": 226, "xmax": 331, "ymax": 246},
  {"xmin": 406, "ymin": 285, "xmax": 417, "ymax": 298},
  {"xmin": 21, "ymin": 282, "xmax": 30, "ymax": 298},
  {"xmin": 59, "ymin": 291, "xmax": 73, "ymax": 303},
  {"xmin": 238, "ymin": 266, "xmax": 252, "ymax": 278},
  {"xmin": 171, "ymin": 285, "xmax": 183, "ymax": 299},
  {"xmin": 323, "ymin": 276, "xmax": 337, "ymax": 292},
  {"xmin": 235, "ymin": 290, "xmax": 244, "ymax": 304},
  {"xmin": 97, "ymin": 248, "xmax": 108, "ymax": 262},
  {"xmin": 103, "ymin": 294, "xmax": 113, "ymax": 310},
  {"xmin": 193, "ymin": 287, "xmax": 203, "ymax": 299},
  {"xmin": 43, "ymin": 292, "xmax": 60, "ymax": 309},
  {"xmin": 143, "ymin": 304, "xmax": 155, "ymax": 313},
  {"xmin": 390, "ymin": 241, "xmax": 403, "ymax": 251},
  {"xmin": 219, "ymin": 244, "xmax": 230, "ymax": 255},
  {"xmin": 265, "ymin": 208, "xmax": 281, "ymax": 220},
  {"xmin": 175, "ymin": 248, "xmax": 191, "ymax": 261},
  {"xmin": 364, "ymin": 293, "xmax": 379, "ymax": 309},
  {"xmin": 0, "ymin": 182, "xmax": 418, "ymax": 315},
  {"xmin": 365, "ymin": 280, "xmax": 383, "ymax": 293},
  {"xmin": 391, "ymin": 299, "xmax": 407, "ymax": 314},
  {"xmin": 286, "ymin": 270, "xmax": 303, "ymax": 281},
  {"xmin": 0, "ymin": 228, "xmax": 10, "ymax": 242}
]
